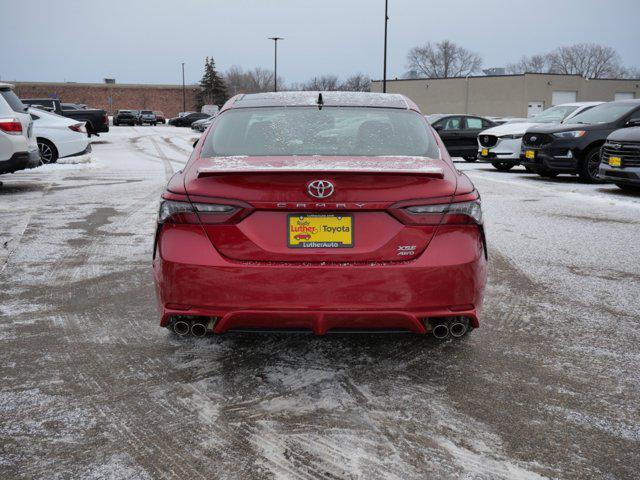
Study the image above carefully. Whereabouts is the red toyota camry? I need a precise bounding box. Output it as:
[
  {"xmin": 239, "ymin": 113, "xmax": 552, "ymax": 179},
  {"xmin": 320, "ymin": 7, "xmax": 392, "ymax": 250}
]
[{"xmin": 153, "ymin": 92, "xmax": 487, "ymax": 339}]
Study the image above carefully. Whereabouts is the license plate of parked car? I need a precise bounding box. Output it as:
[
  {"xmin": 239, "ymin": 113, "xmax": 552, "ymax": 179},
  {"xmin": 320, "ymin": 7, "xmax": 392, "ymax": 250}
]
[
  {"xmin": 481, "ymin": 148, "xmax": 489, "ymax": 156},
  {"xmin": 525, "ymin": 150, "xmax": 536, "ymax": 159},
  {"xmin": 609, "ymin": 156, "xmax": 622, "ymax": 167},
  {"xmin": 288, "ymin": 214, "xmax": 353, "ymax": 248}
]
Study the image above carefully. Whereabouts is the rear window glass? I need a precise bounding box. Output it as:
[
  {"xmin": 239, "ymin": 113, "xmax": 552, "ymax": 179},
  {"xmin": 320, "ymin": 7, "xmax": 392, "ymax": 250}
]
[
  {"xmin": 141, "ymin": 110, "xmax": 153, "ymax": 114},
  {"xmin": 201, "ymin": 107, "xmax": 439, "ymax": 157},
  {"xmin": 1, "ymin": 90, "xmax": 26, "ymax": 113}
]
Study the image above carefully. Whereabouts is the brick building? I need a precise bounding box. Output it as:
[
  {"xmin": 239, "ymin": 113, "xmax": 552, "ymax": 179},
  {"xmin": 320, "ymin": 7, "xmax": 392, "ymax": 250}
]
[{"xmin": 12, "ymin": 81, "xmax": 201, "ymax": 118}]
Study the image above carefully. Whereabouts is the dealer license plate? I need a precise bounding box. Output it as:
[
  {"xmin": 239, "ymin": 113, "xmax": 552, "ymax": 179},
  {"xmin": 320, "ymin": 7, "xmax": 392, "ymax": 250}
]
[
  {"xmin": 481, "ymin": 148, "xmax": 489, "ymax": 157},
  {"xmin": 609, "ymin": 156, "xmax": 622, "ymax": 167},
  {"xmin": 525, "ymin": 150, "xmax": 536, "ymax": 159},
  {"xmin": 288, "ymin": 214, "xmax": 353, "ymax": 248}
]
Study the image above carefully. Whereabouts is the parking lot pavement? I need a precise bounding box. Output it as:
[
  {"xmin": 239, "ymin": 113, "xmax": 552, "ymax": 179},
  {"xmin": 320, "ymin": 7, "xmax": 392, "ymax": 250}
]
[{"xmin": 1, "ymin": 131, "xmax": 638, "ymax": 479}]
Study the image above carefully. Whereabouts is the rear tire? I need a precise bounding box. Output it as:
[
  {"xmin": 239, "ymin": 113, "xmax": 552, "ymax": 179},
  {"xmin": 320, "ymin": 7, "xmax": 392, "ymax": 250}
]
[
  {"xmin": 463, "ymin": 155, "xmax": 478, "ymax": 162},
  {"xmin": 615, "ymin": 183, "xmax": 640, "ymax": 193},
  {"xmin": 491, "ymin": 162, "xmax": 514, "ymax": 171},
  {"xmin": 37, "ymin": 138, "xmax": 58, "ymax": 165},
  {"xmin": 524, "ymin": 165, "xmax": 535, "ymax": 173},
  {"xmin": 578, "ymin": 147, "xmax": 604, "ymax": 183},
  {"xmin": 538, "ymin": 170, "xmax": 559, "ymax": 178}
]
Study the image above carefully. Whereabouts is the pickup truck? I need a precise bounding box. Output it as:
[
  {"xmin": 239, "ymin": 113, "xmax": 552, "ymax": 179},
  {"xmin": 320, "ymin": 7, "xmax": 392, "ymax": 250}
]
[{"xmin": 20, "ymin": 98, "xmax": 109, "ymax": 137}]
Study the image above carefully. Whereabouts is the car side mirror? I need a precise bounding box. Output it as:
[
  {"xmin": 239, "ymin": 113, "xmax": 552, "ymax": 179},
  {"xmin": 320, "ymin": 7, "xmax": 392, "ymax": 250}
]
[
  {"xmin": 433, "ymin": 124, "xmax": 443, "ymax": 132},
  {"xmin": 626, "ymin": 119, "xmax": 640, "ymax": 127},
  {"xmin": 193, "ymin": 139, "xmax": 199, "ymax": 148}
]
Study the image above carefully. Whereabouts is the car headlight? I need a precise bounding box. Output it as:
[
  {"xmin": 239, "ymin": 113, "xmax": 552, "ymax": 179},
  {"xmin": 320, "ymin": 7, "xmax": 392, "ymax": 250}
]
[
  {"xmin": 500, "ymin": 134, "xmax": 523, "ymax": 140},
  {"xmin": 553, "ymin": 130, "xmax": 586, "ymax": 138}
]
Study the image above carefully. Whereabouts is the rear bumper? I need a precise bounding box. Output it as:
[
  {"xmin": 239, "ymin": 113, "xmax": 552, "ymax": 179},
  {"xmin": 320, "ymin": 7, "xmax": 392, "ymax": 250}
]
[
  {"xmin": 153, "ymin": 224, "xmax": 487, "ymax": 334},
  {"xmin": 599, "ymin": 163, "xmax": 640, "ymax": 186},
  {"xmin": 0, "ymin": 149, "xmax": 40, "ymax": 174}
]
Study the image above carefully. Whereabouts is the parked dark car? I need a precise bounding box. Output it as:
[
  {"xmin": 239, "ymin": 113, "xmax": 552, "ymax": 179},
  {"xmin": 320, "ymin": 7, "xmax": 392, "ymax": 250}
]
[
  {"xmin": 21, "ymin": 98, "xmax": 109, "ymax": 136},
  {"xmin": 521, "ymin": 100, "xmax": 640, "ymax": 182},
  {"xmin": 113, "ymin": 110, "xmax": 137, "ymax": 126},
  {"xmin": 168, "ymin": 112, "xmax": 209, "ymax": 127},
  {"xmin": 427, "ymin": 114, "xmax": 497, "ymax": 161},
  {"xmin": 138, "ymin": 110, "xmax": 157, "ymax": 125},
  {"xmin": 599, "ymin": 127, "xmax": 640, "ymax": 192},
  {"xmin": 154, "ymin": 111, "xmax": 166, "ymax": 124},
  {"xmin": 190, "ymin": 115, "xmax": 215, "ymax": 132}
]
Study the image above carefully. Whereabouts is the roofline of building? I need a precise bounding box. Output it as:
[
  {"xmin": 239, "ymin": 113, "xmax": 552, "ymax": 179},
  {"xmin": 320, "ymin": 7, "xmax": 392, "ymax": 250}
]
[
  {"xmin": 372, "ymin": 72, "xmax": 640, "ymax": 83},
  {"xmin": 9, "ymin": 81, "xmax": 201, "ymax": 89}
]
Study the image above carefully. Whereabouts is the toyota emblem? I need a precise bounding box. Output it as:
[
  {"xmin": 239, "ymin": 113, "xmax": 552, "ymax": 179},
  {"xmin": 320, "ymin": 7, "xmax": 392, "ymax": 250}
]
[
  {"xmin": 530, "ymin": 136, "xmax": 538, "ymax": 142},
  {"xmin": 307, "ymin": 180, "xmax": 334, "ymax": 199}
]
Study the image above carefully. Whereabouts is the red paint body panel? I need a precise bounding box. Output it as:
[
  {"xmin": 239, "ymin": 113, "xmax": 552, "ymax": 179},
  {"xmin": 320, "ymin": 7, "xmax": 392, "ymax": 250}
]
[
  {"xmin": 153, "ymin": 223, "xmax": 486, "ymax": 333},
  {"xmin": 153, "ymin": 93, "xmax": 487, "ymax": 334}
]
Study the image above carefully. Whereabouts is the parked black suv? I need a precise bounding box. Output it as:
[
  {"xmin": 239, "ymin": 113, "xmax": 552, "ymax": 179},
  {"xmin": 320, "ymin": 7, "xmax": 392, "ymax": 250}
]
[
  {"xmin": 113, "ymin": 110, "xmax": 137, "ymax": 126},
  {"xmin": 521, "ymin": 100, "xmax": 640, "ymax": 182},
  {"xmin": 599, "ymin": 127, "xmax": 640, "ymax": 192},
  {"xmin": 427, "ymin": 114, "xmax": 497, "ymax": 161}
]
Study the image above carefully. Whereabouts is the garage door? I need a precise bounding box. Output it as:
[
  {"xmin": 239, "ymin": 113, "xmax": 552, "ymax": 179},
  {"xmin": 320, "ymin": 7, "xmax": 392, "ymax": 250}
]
[
  {"xmin": 615, "ymin": 92, "xmax": 635, "ymax": 101},
  {"xmin": 552, "ymin": 91, "xmax": 578, "ymax": 105}
]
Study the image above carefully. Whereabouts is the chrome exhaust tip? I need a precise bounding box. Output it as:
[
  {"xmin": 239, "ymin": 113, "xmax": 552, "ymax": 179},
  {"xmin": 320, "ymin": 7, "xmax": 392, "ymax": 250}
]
[
  {"xmin": 173, "ymin": 320, "xmax": 190, "ymax": 336},
  {"xmin": 450, "ymin": 321, "xmax": 468, "ymax": 338},
  {"xmin": 191, "ymin": 322, "xmax": 207, "ymax": 337},
  {"xmin": 432, "ymin": 324, "xmax": 449, "ymax": 339}
]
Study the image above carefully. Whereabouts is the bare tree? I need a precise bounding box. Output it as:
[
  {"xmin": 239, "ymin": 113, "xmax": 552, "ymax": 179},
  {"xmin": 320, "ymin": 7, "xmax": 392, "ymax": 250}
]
[
  {"xmin": 300, "ymin": 75, "xmax": 340, "ymax": 91},
  {"xmin": 224, "ymin": 66, "xmax": 283, "ymax": 95},
  {"xmin": 405, "ymin": 40, "xmax": 482, "ymax": 78},
  {"xmin": 506, "ymin": 54, "xmax": 549, "ymax": 74},
  {"xmin": 339, "ymin": 73, "xmax": 371, "ymax": 92},
  {"xmin": 546, "ymin": 44, "xmax": 624, "ymax": 79}
]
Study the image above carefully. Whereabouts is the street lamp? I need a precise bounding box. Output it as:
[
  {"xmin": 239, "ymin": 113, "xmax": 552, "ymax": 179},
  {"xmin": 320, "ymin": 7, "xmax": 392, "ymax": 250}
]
[
  {"xmin": 181, "ymin": 62, "xmax": 186, "ymax": 112},
  {"xmin": 383, "ymin": 0, "xmax": 389, "ymax": 93},
  {"xmin": 268, "ymin": 37, "xmax": 283, "ymax": 92}
]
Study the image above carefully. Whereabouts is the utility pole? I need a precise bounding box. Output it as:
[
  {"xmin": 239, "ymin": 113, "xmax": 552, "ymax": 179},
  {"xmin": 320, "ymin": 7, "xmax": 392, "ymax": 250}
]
[
  {"xmin": 181, "ymin": 62, "xmax": 186, "ymax": 112},
  {"xmin": 383, "ymin": 0, "xmax": 389, "ymax": 93},
  {"xmin": 268, "ymin": 37, "xmax": 283, "ymax": 92}
]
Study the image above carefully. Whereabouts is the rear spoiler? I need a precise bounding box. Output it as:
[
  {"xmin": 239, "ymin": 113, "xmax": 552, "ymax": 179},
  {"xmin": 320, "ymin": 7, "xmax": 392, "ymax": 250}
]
[{"xmin": 197, "ymin": 156, "xmax": 445, "ymax": 179}]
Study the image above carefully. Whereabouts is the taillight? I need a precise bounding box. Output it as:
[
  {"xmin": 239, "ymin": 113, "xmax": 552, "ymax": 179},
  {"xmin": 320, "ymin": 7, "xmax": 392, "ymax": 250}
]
[
  {"xmin": 0, "ymin": 118, "xmax": 23, "ymax": 135},
  {"xmin": 404, "ymin": 200, "xmax": 483, "ymax": 225},
  {"xmin": 391, "ymin": 191, "xmax": 483, "ymax": 226},
  {"xmin": 102, "ymin": 113, "xmax": 109, "ymax": 125},
  {"xmin": 158, "ymin": 199, "xmax": 245, "ymax": 224},
  {"xmin": 68, "ymin": 123, "xmax": 85, "ymax": 133}
]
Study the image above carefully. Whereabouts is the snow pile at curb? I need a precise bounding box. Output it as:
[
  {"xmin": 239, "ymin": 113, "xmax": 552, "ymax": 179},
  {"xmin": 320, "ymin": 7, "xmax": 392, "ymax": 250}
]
[
  {"xmin": 36, "ymin": 155, "xmax": 102, "ymax": 172},
  {"xmin": 58, "ymin": 153, "xmax": 94, "ymax": 165}
]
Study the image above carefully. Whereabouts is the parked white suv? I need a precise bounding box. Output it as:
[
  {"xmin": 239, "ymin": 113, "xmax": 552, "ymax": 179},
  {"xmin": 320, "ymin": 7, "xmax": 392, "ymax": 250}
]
[
  {"xmin": 477, "ymin": 102, "xmax": 603, "ymax": 171},
  {"xmin": 0, "ymin": 83, "xmax": 39, "ymax": 176}
]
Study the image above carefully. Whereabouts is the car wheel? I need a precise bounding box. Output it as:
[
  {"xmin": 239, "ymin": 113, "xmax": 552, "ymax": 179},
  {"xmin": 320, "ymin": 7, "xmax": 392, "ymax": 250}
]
[
  {"xmin": 524, "ymin": 165, "xmax": 535, "ymax": 173},
  {"xmin": 113, "ymin": 120, "xmax": 118, "ymax": 126},
  {"xmin": 538, "ymin": 170, "xmax": 558, "ymax": 178},
  {"xmin": 37, "ymin": 138, "xmax": 58, "ymax": 165},
  {"xmin": 491, "ymin": 162, "xmax": 514, "ymax": 171},
  {"xmin": 463, "ymin": 155, "xmax": 478, "ymax": 162},
  {"xmin": 578, "ymin": 147, "xmax": 604, "ymax": 183},
  {"xmin": 615, "ymin": 183, "xmax": 640, "ymax": 193}
]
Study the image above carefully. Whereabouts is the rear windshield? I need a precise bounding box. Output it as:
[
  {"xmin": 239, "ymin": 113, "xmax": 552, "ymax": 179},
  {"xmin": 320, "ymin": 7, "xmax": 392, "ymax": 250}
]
[
  {"xmin": 201, "ymin": 107, "xmax": 439, "ymax": 157},
  {"xmin": 1, "ymin": 90, "xmax": 26, "ymax": 113},
  {"xmin": 568, "ymin": 103, "xmax": 639, "ymax": 125},
  {"xmin": 141, "ymin": 110, "xmax": 153, "ymax": 114}
]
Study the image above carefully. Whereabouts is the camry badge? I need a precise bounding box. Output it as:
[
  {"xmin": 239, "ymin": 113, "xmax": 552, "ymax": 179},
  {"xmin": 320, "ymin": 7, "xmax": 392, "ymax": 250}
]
[{"xmin": 307, "ymin": 180, "xmax": 334, "ymax": 199}]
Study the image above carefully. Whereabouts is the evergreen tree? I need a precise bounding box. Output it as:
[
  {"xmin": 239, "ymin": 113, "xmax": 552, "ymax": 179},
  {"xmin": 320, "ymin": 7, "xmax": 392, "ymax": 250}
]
[{"xmin": 196, "ymin": 57, "xmax": 229, "ymax": 109}]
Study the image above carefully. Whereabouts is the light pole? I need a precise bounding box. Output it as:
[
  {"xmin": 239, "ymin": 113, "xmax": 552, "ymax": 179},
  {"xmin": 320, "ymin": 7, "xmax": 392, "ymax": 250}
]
[
  {"xmin": 383, "ymin": 0, "xmax": 389, "ymax": 93},
  {"xmin": 464, "ymin": 73, "xmax": 470, "ymax": 114},
  {"xmin": 181, "ymin": 62, "xmax": 186, "ymax": 112},
  {"xmin": 268, "ymin": 37, "xmax": 283, "ymax": 92}
]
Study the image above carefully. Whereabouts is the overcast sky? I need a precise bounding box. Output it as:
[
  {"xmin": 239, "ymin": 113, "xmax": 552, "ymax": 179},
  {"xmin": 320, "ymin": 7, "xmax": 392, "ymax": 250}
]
[{"xmin": 3, "ymin": 0, "xmax": 640, "ymax": 85}]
